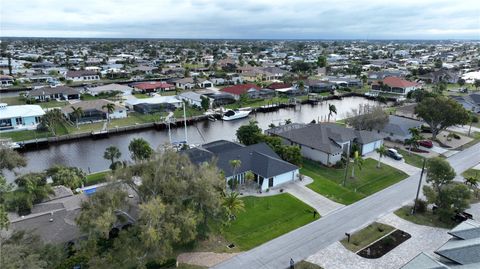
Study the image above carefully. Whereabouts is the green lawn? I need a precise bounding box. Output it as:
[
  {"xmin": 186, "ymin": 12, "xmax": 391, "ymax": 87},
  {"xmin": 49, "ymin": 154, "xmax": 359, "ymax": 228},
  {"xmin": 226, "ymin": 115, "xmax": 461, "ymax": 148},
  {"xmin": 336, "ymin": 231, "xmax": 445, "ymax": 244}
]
[
  {"xmin": 397, "ymin": 149, "xmax": 426, "ymax": 168},
  {"xmin": 340, "ymin": 222, "xmax": 395, "ymax": 252},
  {"xmin": 85, "ymin": 171, "xmax": 110, "ymax": 186},
  {"xmin": 462, "ymin": 168, "xmax": 480, "ymax": 179},
  {"xmin": 394, "ymin": 206, "xmax": 456, "ymax": 229},
  {"xmin": 38, "ymin": 100, "xmax": 68, "ymax": 108},
  {"xmin": 0, "ymin": 129, "xmax": 51, "ymax": 142},
  {"xmin": 296, "ymin": 261, "xmax": 323, "ymax": 269},
  {"xmin": 221, "ymin": 193, "xmax": 318, "ymax": 250},
  {"xmin": 301, "ymin": 158, "xmax": 409, "ymax": 205},
  {"xmin": 0, "ymin": 96, "xmax": 67, "ymax": 108},
  {"xmin": 133, "ymin": 93, "xmax": 150, "ymax": 99}
]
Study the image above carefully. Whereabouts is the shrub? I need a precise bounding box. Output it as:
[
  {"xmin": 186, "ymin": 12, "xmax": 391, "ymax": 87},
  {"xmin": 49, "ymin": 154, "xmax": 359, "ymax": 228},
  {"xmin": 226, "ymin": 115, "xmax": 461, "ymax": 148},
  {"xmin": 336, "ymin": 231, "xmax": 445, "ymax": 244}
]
[{"xmin": 414, "ymin": 199, "xmax": 427, "ymax": 213}]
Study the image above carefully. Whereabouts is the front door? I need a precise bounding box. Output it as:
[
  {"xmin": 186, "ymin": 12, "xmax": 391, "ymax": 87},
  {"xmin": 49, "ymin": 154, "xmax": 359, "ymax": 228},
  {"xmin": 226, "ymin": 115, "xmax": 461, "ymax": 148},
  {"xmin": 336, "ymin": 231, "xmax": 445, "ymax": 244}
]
[{"xmin": 268, "ymin": 178, "xmax": 274, "ymax": 188}]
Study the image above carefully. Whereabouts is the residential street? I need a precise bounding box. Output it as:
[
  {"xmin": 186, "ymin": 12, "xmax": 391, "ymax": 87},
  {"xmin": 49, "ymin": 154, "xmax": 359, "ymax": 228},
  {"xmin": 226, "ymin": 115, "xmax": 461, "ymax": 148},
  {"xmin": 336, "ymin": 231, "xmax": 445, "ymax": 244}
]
[{"xmin": 213, "ymin": 142, "xmax": 480, "ymax": 269}]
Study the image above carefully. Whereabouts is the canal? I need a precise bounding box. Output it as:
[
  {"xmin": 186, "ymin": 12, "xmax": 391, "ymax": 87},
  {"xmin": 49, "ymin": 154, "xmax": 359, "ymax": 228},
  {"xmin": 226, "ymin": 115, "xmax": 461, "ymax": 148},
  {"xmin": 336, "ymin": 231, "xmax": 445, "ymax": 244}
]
[{"xmin": 5, "ymin": 97, "xmax": 382, "ymax": 181}]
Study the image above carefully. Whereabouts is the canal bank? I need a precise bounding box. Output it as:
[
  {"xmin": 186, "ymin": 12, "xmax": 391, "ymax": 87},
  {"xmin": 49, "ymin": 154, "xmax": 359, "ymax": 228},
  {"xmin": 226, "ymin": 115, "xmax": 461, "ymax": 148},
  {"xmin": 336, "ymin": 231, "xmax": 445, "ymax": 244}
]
[{"xmin": 4, "ymin": 96, "xmax": 384, "ymax": 182}]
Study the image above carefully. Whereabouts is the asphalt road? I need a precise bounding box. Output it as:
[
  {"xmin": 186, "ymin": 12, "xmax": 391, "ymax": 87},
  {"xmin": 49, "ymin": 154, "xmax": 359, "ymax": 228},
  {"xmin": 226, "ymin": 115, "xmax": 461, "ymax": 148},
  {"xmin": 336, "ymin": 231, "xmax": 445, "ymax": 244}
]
[{"xmin": 213, "ymin": 142, "xmax": 480, "ymax": 269}]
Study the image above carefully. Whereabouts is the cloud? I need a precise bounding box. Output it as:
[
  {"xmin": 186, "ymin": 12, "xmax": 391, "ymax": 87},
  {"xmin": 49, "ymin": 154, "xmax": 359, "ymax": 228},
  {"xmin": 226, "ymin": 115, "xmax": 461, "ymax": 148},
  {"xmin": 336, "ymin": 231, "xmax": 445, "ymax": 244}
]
[{"xmin": 1, "ymin": 0, "xmax": 479, "ymax": 39}]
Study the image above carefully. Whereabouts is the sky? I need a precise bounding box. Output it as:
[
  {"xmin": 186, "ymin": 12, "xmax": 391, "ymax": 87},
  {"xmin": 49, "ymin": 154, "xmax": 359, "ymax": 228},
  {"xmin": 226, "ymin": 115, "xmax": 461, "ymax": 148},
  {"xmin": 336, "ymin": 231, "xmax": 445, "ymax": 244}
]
[{"xmin": 1, "ymin": 0, "xmax": 479, "ymax": 39}]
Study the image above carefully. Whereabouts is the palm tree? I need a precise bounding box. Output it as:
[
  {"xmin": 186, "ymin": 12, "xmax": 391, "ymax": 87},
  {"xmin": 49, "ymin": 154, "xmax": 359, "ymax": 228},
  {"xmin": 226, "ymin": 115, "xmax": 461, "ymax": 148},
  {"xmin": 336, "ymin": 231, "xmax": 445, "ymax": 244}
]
[
  {"xmin": 285, "ymin": 119, "xmax": 292, "ymax": 124},
  {"xmin": 229, "ymin": 159, "xmax": 242, "ymax": 191},
  {"xmin": 70, "ymin": 106, "xmax": 84, "ymax": 128},
  {"xmin": 406, "ymin": 127, "xmax": 423, "ymax": 155},
  {"xmin": 103, "ymin": 146, "xmax": 122, "ymax": 170},
  {"xmin": 268, "ymin": 123, "xmax": 276, "ymax": 129},
  {"xmin": 39, "ymin": 109, "xmax": 66, "ymax": 136},
  {"xmin": 465, "ymin": 176, "xmax": 479, "ymax": 189},
  {"xmin": 245, "ymin": 171, "xmax": 255, "ymax": 189},
  {"xmin": 351, "ymin": 151, "xmax": 364, "ymax": 178},
  {"xmin": 328, "ymin": 104, "xmax": 337, "ymax": 122},
  {"xmin": 375, "ymin": 145, "xmax": 388, "ymax": 168},
  {"xmin": 222, "ymin": 192, "xmax": 245, "ymax": 221},
  {"xmin": 102, "ymin": 103, "xmax": 115, "ymax": 123}
]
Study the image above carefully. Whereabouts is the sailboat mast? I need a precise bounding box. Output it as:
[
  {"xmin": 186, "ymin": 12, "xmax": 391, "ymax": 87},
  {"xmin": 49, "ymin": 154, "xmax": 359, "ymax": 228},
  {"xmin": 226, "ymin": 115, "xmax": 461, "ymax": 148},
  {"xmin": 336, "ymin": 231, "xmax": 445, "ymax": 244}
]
[{"xmin": 183, "ymin": 102, "xmax": 188, "ymax": 144}]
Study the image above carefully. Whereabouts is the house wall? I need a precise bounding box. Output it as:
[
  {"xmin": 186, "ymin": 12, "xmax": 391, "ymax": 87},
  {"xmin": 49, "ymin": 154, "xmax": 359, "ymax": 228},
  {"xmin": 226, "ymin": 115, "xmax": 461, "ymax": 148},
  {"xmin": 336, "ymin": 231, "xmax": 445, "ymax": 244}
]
[
  {"xmin": 260, "ymin": 169, "xmax": 298, "ymax": 191},
  {"xmin": 361, "ymin": 140, "xmax": 383, "ymax": 155},
  {"xmin": 1, "ymin": 115, "xmax": 41, "ymax": 132},
  {"xmin": 110, "ymin": 109, "xmax": 127, "ymax": 119},
  {"xmin": 301, "ymin": 146, "xmax": 342, "ymax": 166}
]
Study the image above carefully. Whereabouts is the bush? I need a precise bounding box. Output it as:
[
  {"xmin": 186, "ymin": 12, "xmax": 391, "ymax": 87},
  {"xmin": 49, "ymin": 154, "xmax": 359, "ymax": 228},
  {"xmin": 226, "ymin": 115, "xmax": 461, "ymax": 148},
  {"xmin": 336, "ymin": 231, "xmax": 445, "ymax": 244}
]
[
  {"xmin": 334, "ymin": 160, "xmax": 344, "ymax": 169},
  {"xmin": 413, "ymin": 199, "xmax": 427, "ymax": 214}
]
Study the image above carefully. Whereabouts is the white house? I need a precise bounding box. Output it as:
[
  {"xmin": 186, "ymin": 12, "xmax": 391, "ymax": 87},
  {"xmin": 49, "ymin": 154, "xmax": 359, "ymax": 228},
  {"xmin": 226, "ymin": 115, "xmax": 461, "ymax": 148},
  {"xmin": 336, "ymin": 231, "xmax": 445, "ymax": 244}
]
[
  {"xmin": 177, "ymin": 91, "xmax": 211, "ymax": 108},
  {"xmin": 87, "ymin": 83, "xmax": 133, "ymax": 96},
  {"xmin": 65, "ymin": 70, "xmax": 100, "ymax": 82},
  {"xmin": 266, "ymin": 123, "xmax": 383, "ymax": 166},
  {"xmin": 0, "ymin": 103, "xmax": 45, "ymax": 132},
  {"xmin": 61, "ymin": 99, "xmax": 126, "ymax": 123}
]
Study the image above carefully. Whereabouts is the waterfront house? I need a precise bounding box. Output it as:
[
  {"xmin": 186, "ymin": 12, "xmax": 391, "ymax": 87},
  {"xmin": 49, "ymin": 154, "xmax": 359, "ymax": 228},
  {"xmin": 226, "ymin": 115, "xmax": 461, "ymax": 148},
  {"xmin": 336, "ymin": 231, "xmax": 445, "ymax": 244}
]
[
  {"xmin": 0, "ymin": 103, "xmax": 45, "ymax": 132},
  {"xmin": 62, "ymin": 99, "xmax": 127, "ymax": 123},
  {"xmin": 374, "ymin": 115, "xmax": 424, "ymax": 143},
  {"xmin": 28, "ymin": 85, "xmax": 81, "ymax": 101},
  {"xmin": 132, "ymin": 81, "xmax": 175, "ymax": 93},
  {"xmin": 125, "ymin": 95, "xmax": 183, "ymax": 113},
  {"xmin": 304, "ymin": 79, "xmax": 335, "ymax": 93},
  {"xmin": 178, "ymin": 91, "xmax": 211, "ymax": 108},
  {"xmin": 184, "ymin": 140, "xmax": 299, "ymax": 191},
  {"xmin": 371, "ymin": 76, "xmax": 419, "ymax": 95},
  {"xmin": 266, "ymin": 123, "xmax": 383, "ymax": 166},
  {"xmin": 65, "ymin": 70, "xmax": 100, "ymax": 82},
  {"xmin": 220, "ymin": 83, "xmax": 262, "ymax": 100},
  {"xmin": 87, "ymin": 83, "xmax": 133, "ymax": 96}
]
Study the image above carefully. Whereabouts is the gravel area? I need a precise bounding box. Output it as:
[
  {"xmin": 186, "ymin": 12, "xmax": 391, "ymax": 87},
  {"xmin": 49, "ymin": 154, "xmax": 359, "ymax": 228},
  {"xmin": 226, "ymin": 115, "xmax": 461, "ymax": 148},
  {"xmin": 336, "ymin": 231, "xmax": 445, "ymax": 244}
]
[
  {"xmin": 177, "ymin": 252, "xmax": 240, "ymax": 268},
  {"xmin": 306, "ymin": 213, "xmax": 451, "ymax": 269}
]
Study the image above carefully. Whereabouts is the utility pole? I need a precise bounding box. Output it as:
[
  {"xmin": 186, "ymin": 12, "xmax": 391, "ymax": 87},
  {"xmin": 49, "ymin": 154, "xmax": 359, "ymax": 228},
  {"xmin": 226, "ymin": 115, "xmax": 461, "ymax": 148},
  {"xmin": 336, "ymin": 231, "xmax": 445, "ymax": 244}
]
[
  {"xmin": 412, "ymin": 158, "xmax": 427, "ymax": 215},
  {"xmin": 183, "ymin": 102, "xmax": 188, "ymax": 145}
]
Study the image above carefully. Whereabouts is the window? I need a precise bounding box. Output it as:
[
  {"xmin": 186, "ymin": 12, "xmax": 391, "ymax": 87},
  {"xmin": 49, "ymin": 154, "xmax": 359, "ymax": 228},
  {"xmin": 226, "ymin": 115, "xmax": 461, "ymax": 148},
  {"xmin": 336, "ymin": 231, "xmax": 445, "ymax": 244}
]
[{"xmin": 15, "ymin": 117, "xmax": 23, "ymax": 125}]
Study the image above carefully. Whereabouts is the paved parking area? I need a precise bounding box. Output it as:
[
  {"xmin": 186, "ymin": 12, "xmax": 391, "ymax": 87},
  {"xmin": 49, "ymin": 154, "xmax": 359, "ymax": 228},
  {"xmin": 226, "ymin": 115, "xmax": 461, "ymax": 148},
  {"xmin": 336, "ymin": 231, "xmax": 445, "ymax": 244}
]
[{"xmin": 306, "ymin": 213, "xmax": 451, "ymax": 269}]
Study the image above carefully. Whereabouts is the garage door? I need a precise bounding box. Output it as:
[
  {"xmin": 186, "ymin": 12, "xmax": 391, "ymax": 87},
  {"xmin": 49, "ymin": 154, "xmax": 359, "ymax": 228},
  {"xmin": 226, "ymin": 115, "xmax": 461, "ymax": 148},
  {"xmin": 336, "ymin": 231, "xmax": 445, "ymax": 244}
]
[{"xmin": 362, "ymin": 142, "xmax": 376, "ymax": 155}]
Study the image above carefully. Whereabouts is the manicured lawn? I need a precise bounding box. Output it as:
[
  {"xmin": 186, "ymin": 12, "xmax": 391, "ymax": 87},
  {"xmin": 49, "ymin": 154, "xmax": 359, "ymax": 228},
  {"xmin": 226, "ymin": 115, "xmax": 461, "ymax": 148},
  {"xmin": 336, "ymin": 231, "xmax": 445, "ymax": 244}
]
[
  {"xmin": 394, "ymin": 206, "xmax": 456, "ymax": 229},
  {"xmin": 340, "ymin": 222, "xmax": 395, "ymax": 253},
  {"xmin": 396, "ymin": 149, "xmax": 426, "ymax": 168},
  {"xmin": 1, "ymin": 96, "xmax": 26, "ymax": 105},
  {"xmin": 85, "ymin": 171, "xmax": 110, "ymax": 186},
  {"xmin": 39, "ymin": 100, "xmax": 68, "ymax": 108},
  {"xmin": 296, "ymin": 261, "xmax": 323, "ymax": 269},
  {"xmin": 301, "ymin": 158, "xmax": 409, "ymax": 205},
  {"xmin": 462, "ymin": 168, "xmax": 480, "ymax": 179},
  {"xmin": 133, "ymin": 93, "xmax": 150, "ymax": 99},
  {"xmin": 221, "ymin": 193, "xmax": 318, "ymax": 251},
  {"xmin": 0, "ymin": 129, "xmax": 51, "ymax": 142}
]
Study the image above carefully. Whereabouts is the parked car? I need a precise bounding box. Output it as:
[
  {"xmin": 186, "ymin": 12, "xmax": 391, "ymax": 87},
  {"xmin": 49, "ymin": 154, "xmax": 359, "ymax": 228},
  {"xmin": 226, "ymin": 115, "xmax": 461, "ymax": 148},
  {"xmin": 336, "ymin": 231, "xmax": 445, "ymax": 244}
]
[
  {"xmin": 418, "ymin": 140, "xmax": 433, "ymax": 148},
  {"xmin": 387, "ymin": 148, "xmax": 403, "ymax": 160}
]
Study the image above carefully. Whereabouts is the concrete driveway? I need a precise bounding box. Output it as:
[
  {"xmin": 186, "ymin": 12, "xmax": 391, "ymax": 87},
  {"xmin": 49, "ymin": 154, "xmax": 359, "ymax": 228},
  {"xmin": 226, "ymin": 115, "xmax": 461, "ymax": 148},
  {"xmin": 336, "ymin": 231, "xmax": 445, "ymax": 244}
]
[{"xmin": 364, "ymin": 153, "xmax": 421, "ymax": 176}]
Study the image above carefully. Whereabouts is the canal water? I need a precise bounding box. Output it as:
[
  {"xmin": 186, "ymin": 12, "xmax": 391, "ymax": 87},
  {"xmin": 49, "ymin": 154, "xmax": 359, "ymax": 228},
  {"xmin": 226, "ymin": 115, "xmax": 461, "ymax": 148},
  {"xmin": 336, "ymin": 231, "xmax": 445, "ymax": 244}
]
[{"xmin": 5, "ymin": 97, "xmax": 381, "ymax": 181}]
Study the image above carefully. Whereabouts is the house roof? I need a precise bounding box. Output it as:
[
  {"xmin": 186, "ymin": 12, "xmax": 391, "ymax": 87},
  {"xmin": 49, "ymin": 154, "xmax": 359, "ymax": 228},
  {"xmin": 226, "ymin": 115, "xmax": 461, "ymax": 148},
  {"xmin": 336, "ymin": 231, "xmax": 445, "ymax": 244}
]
[
  {"xmin": 268, "ymin": 82, "xmax": 292, "ymax": 90},
  {"xmin": 383, "ymin": 76, "xmax": 419, "ymax": 89},
  {"xmin": 125, "ymin": 96, "xmax": 182, "ymax": 106},
  {"xmin": 184, "ymin": 140, "xmax": 298, "ymax": 178},
  {"xmin": 88, "ymin": 83, "xmax": 133, "ymax": 94},
  {"xmin": 401, "ymin": 252, "xmax": 448, "ymax": 269},
  {"xmin": 133, "ymin": 81, "xmax": 174, "ymax": 90},
  {"xmin": 66, "ymin": 70, "xmax": 98, "ymax": 78},
  {"xmin": 221, "ymin": 83, "xmax": 261, "ymax": 95},
  {"xmin": 267, "ymin": 123, "xmax": 382, "ymax": 154},
  {"xmin": 379, "ymin": 115, "xmax": 424, "ymax": 137},
  {"xmin": 435, "ymin": 237, "xmax": 480, "ymax": 265},
  {"xmin": 179, "ymin": 91, "xmax": 204, "ymax": 102},
  {"xmin": 62, "ymin": 99, "xmax": 124, "ymax": 114},
  {"xmin": 449, "ymin": 220, "xmax": 480, "ymax": 240},
  {"xmin": 29, "ymin": 85, "xmax": 80, "ymax": 97},
  {"xmin": 0, "ymin": 104, "xmax": 45, "ymax": 119}
]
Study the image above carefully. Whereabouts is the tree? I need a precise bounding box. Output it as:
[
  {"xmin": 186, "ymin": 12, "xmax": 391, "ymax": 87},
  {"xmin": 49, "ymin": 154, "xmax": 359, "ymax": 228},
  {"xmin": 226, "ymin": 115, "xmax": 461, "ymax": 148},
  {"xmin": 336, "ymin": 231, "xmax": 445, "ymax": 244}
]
[
  {"xmin": 222, "ymin": 192, "xmax": 245, "ymax": 221},
  {"xmin": 422, "ymin": 157, "xmax": 471, "ymax": 221},
  {"xmin": 351, "ymin": 151, "xmax": 363, "ymax": 178},
  {"xmin": 415, "ymin": 96, "xmax": 470, "ymax": 139},
  {"xmin": 375, "ymin": 145, "xmax": 388, "ymax": 168},
  {"xmin": 128, "ymin": 138, "xmax": 153, "ymax": 162},
  {"xmin": 317, "ymin": 55, "xmax": 327, "ymax": 68},
  {"xmin": 229, "ymin": 160, "xmax": 242, "ymax": 190},
  {"xmin": 46, "ymin": 165, "xmax": 86, "ymax": 190},
  {"xmin": 285, "ymin": 118, "xmax": 292, "ymax": 124},
  {"xmin": 327, "ymin": 104, "xmax": 337, "ymax": 122},
  {"xmin": 434, "ymin": 58, "xmax": 443, "ymax": 68},
  {"xmin": 0, "ymin": 176, "xmax": 13, "ymax": 229},
  {"xmin": 236, "ymin": 120, "xmax": 263, "ymax": 145},
  {"xmin": 433, "ymin": 82, "xmax": 447, "ymax": 95},
  {"xmin": 70, "ymin": 106, "xmax": 84, "ymax": 128},
  {"xmin": 278, "ymin": 145, "xmax": 303, "ymax": 166},
  {"xmin": 268, "ymin": 123, "xmax": 276, "ymax": 129},
  {"xmin": 346, "ymin": 104, "xmax": 388, "ymax": 131},
  {"xmin": 407, "ymin": 88, "xmax": 436, "ymax": 102},
  {"xmin": 468, "ymin": 113, "xmax": 479, "ymax": 136},
  {"xmin": 457, "ymin": 78, "xmax": 466, "ymax": 87},
  {"xmin": 77, "ymin": 150, "xmax": 225, "ymax": 267},
  {"xmin": 39, "ymin": 109, "xmax": 66, "ymax": 136},
  {"xmin": 239, "ymin": 93, "xmax": 248, "ymax": 105},
  {"xmin": 200, "ymin": 96, "xmax": 210, "ymax": 111},
  {"xmin": 474, "ymin": 79, "xmax": 480, "ymax": 90},
  {"xmin": 0, "ymin": 144, "xmax": 26, "ymax": 173},
  {"xmin": 245, "ymin": 171, "xmax": 255, "ymax": 189},
  {"xmin": 405, "ymin": 127, "xmax": 423, "ymax": 154},
  {"xmin": 102, "ymin": 103, "xmax": 115, "ymax": 122},
  {"xmin": 9, "ymin": 172, "xmax": 53, "ymax": 214},
  {"xmin": 103, "ymin": 146, "xmax": 122, "ymax": 170}
]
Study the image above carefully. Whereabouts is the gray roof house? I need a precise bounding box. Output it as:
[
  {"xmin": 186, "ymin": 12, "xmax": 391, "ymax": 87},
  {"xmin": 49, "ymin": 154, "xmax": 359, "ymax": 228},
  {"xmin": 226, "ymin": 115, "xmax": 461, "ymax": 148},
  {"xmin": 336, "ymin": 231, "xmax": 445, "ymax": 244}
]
[
  {"xmin": 28, "ymin": 85, "xmax": 81, "ymax": 101},
  {"xmin": 375, "ymin": 115, "xmax": 424, "ymax": 143},
  {"xmin": 178, "ymin": 91, "xmax": 211, "ymax": 108},
  {"xmin": 183, "ymin": 140, "xmax": 299, "ymax": 191},
  {"xmin": 401, "ymin": 219, "xmax": 480, "ymax": 269},
  {"xmin": 266, "ymin": 123, "xmax": 383, "ymax": 166},
  {"xmin": 451, "ymin": 94, "xmax": 480, "ymax": 113}
]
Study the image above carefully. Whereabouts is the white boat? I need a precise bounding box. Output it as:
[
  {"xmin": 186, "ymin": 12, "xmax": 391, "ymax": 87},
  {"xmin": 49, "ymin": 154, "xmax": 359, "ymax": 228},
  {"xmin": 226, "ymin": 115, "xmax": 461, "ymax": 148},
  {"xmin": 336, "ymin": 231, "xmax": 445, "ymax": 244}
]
[{"xmin": 222, "ymin": 109, "xmax": 251, "ymax": 121}]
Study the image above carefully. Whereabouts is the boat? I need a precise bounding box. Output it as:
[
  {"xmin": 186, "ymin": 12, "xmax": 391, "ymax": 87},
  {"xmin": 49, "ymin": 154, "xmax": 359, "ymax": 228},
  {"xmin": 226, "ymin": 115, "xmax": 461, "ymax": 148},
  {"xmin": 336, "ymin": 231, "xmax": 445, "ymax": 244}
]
[{"xmin": 222, "ymin": 109, "xmax": 251, "ymax": 121}]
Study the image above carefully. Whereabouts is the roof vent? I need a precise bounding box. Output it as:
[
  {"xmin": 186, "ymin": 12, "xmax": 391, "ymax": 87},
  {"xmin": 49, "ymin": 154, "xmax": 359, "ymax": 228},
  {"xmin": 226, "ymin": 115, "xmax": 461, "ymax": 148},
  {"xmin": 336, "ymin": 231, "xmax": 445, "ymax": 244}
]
[{"xmin": 0, "ymin": 103, "xmax": 7, "ymax": 109}]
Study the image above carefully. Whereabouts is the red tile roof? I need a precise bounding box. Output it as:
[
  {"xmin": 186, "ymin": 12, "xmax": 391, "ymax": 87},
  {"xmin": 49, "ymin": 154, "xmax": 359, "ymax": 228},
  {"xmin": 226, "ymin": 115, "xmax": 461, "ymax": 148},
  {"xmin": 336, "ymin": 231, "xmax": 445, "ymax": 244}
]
[
  {"xmin": 134, "ymin": 81, "xmax": 174, "ymax": 90},
  {"xmin": 267, "ymin": 83, "xmax": 292, "ymax": 90},
  {"xmin": 383, "ymin": 76, "xmax": 418, "ymax": 88},
  {"xmin": 221, "ymin": 83, "xmax": 261, "ymax": 95}
]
